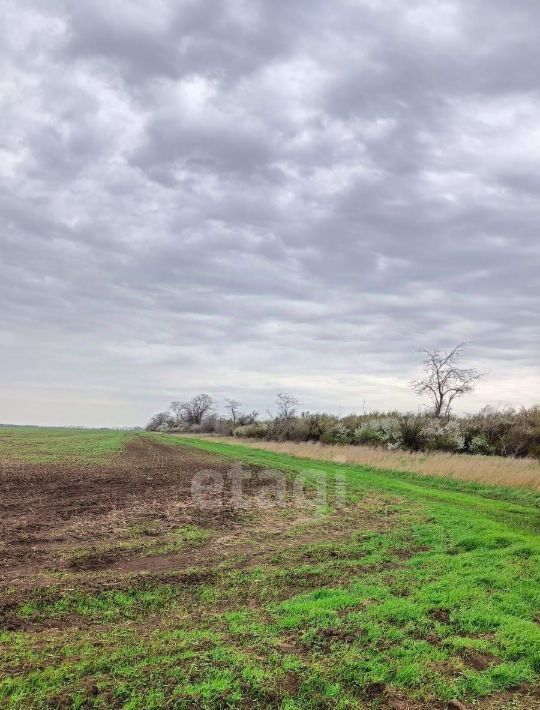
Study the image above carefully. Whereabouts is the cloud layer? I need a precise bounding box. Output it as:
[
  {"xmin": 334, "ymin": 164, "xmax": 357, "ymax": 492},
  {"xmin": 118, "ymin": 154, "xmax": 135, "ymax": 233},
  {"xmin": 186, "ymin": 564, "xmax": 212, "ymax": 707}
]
[{"xmin": 1, "ymin": 0, "xmax": 539, "ymax": 425}]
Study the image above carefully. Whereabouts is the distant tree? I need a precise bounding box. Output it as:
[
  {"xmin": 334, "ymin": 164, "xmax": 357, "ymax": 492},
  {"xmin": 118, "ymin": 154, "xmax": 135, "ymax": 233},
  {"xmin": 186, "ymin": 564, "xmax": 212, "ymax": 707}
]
[
  {"xmin": 236, "ymin": 410, "xmax": 258, "ymax": 426},
  {"xmin": 170, "ymin": 401, "xmax": 184, "ymax": 427},
  {"xmin": 412, "ymin": 344, "xmax": 483, "ymax": 418},
  {"xmin": 170, "ymin": 394, "xmax": 215, "ymax": 426},
  {"xmin": 275, "ymin": 393, "xmax": 299, "ymax": 420},
  {"xmin": 225, "ymin": 399, "xmax": 242, "ymax": 423},
  {"xmin": 145, "ymin": 411, "xmax": 174, "ymax": 432}
]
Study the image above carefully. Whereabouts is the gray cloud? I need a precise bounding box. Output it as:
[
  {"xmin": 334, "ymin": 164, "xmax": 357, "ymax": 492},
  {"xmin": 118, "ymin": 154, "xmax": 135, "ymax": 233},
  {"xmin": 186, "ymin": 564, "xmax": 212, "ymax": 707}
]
[{"xmin": 0, "ymin": 0, "xmax": 538, "ymax": 426}]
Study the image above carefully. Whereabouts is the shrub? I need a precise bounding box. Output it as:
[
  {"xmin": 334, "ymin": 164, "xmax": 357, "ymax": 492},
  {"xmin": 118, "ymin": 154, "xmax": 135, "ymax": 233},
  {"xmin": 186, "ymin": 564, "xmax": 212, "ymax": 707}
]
[
  {"xmin": 421, "ymin": 419, "xmax": 465, "ymax": 453},
  {"xmin": 198, "ymin": 414, "xmax": 218, "ymax": 433},
  {"xmin": 303, "ymin": 413, "xmax": 341, "ymax": 442},
  {"xmin": 354, "ymin": 418, "xmax": 401, "ymax": 448},
  {"xmin": 145, "ymin": 411, "xmax": 175, "ymax": 432},
  {"xmin": 463, "ymin": 406, "xmax": 540, "ymax": 458},
  {"xmin": 272, "ymin": 416, "xmax": 312, "ymax": 442},
  {"xmin": 320, "ymin": 422, "xmax": 355, "ymax": 445},
  {"xmin": 234, "ymin": 423, "xmax": 269, "ymax": 439},
  {"xmin": 213, "ymin": 418, "xmax": 235, "ymax": 436},
  {"xmin": 468, "ymin": 434, "xmax": 493, "ymax": 455},
  {"xmin": 397, "ymin": 415, "xmax": 427, "ymax": 452}
]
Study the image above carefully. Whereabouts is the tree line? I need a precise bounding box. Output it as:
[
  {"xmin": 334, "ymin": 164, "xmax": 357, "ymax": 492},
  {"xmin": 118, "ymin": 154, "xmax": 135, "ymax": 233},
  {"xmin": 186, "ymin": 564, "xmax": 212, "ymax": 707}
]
[{"xmin": 145, "ymin": 345, "xmax": 539, "ymax": 459}]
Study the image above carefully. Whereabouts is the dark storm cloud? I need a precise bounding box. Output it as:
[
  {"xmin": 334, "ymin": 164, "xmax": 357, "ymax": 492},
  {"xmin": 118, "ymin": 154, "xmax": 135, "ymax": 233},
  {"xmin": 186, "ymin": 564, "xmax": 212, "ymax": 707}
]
[{"xmin": 0, "ymin": 0, "xmax": 538, "ymax": 425}]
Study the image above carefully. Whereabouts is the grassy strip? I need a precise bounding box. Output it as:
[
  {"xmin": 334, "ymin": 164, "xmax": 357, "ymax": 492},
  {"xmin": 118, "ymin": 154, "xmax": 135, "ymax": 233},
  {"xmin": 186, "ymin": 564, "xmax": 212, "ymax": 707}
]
[
  {"xmin": 159, "ymin": 435, "xmax": 540, "ymax": 524},
  {"xmin": 210, "ymin": 438, "xmax": 540, "ymax": 491}
]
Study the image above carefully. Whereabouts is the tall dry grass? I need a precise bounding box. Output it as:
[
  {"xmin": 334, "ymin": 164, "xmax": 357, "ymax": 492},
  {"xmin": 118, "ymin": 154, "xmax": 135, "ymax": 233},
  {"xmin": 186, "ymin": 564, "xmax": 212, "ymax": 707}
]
[{"xmin": 204, "ymin": 437, "xmax": 540, "ymax": 491}]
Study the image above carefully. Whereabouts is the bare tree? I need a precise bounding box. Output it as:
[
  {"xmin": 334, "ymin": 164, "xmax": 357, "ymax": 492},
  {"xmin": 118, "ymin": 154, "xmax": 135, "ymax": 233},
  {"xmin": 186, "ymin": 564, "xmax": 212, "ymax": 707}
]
[
  {"xmin": 412, "ymin": 344, "xmax": 482, "ymax": 418},
  {"xmin": 170, "ymin": 394, "xmax": 215, "ymax": 426},
  {"xmin": 275, "ymin": 393, "xmax": 299, "ymax": 420},
  {"xmin": 236, "ymin": 410, "xmax": 258, "ymax": 426},
  {"xmin": 225, "ymin": 399, "xmax": 242, "ymax": 423},
  {"xmin": 170, "ymin": 400, "xmax": 184, "ymax": 426},
  {"xmin": 145, "ymin": 411, "xmax": 174, "ymax": 432}
]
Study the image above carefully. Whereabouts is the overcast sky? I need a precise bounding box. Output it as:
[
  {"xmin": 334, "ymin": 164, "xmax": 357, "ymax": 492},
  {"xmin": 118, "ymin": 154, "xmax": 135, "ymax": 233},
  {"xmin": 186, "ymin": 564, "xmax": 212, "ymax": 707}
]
[{"xmin": 1, "ymin": 0, "xmax": 539, "ymax": 427}]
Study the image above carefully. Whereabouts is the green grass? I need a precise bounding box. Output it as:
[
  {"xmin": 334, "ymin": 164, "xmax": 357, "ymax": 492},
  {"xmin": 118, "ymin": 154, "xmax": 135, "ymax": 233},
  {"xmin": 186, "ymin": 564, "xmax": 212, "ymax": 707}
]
[
  {"xmin": 0, "ymin": 427, "xmax": 134, "ymax": 463},
  {"xmin": 164, "ymin": 435, "xmax": 540, "ymax": 521},
  {"xmin": 1, "ymin": 432, "xmax": 539, "ymax": 708}
]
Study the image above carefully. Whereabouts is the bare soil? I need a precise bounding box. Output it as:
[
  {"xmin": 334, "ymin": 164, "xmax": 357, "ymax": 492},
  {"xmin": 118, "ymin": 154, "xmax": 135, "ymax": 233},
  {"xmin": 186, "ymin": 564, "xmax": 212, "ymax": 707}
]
[
  {"xmin": 1, "ymin": 439, "xmax": 263, "ymax": 584},
  {"xmin": 0, "ymin": 436, "xmax": 396, "ymax": 598}
]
